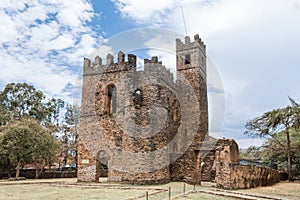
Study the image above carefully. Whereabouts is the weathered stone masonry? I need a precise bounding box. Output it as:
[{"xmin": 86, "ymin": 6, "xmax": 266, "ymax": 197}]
[
  {"xmin": 78, "ymin": 34, "xmax": 209, "ymax": 184},
  {"xmin": 214, "ymin": 139, "xmax": 280, "ymax": 189},
  {"xmin": 77, "ymin": 34, "xmax": 281, "ymax": 188}
]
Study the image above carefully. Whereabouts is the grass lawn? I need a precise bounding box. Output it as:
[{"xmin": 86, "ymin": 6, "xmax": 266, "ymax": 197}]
[{"xmin": 0, "ymin": 178, "xmax": 299, "ymax": 200}]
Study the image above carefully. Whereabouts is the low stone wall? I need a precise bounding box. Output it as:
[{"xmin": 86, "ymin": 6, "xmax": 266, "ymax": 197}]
[
  {"xmin": 108, "ymin": 167, "xmax": 170, "ymax": 185},
  {"xmin": 216, "ymin": 164, "xmax": 280, "ymax": 189},
  {"xmin": 0, "ymin": 170, "xmax": 77, "ymax": 179},
  {"xmin": 214, "ymin": 138, "xmax": 280, "ymax": 189}
]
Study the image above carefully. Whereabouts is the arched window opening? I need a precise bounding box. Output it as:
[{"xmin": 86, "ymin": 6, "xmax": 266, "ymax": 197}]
[
  {"xmin": 106, "ymin": 84, "xmax": 116, "ymax": 114},
  {"xmin": 185, "ymin": 54, "xmax": 191, "ymax": 64},
  {"xmin": 133, "ymin": 89, "xmax": 143, "ymax": 108},
  {"xmin": 167, "ymin": 97, "xmax": 170, "ymax": 114}
]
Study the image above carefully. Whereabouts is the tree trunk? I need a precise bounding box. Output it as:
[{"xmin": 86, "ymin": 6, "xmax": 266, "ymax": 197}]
[
  {"xmin": 15, "ymin": 162, "xmax": 21, "ymax": 178},
  {"xmin": 35, "ymin": 163, "xmax": 39, "ymax": 179},
  {"xmin": 75, "ymin": 143, "xmax": 78, "ymax": 170},
  {"xmin": 286, "ymin": 129, "xmax": 293, "ymax": 181},
  {"xmin": 48, "ymin": 158, "xmax": 51, "ymax": 172}
]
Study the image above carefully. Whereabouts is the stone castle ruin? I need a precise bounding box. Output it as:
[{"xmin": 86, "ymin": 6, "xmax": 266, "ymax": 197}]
[{"xmin": 78, "ymin": 34, "xmax": 280, "ymax": 188}]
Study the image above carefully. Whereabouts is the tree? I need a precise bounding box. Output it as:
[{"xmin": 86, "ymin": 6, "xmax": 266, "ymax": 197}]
[
  {"xmin": 245, "ymin": 97, "xmax": 300, "ymax": 181},
  {"xmin": 57, "ymin": 104, "xmax": 80, "ymax": 169},
  {"xmin": 239, "ymin": 146, "xmax": 262, "ymax": 161},
  {"xmin": 65, "ymin": 104, "xmax": 80, "ymax": 169},
  {"xmin": 44, "ymin": 98, "xmax": 65, "ymax": 127},
  {"xmin": 259, "ymin": 129, "xmax": 300, "ymax": 177},
  {"xmin": 0, "ymin": 119, "xmax": 60, "ymax": 178},
  {"xmin": 0, "ymin": 103, "xmax": 9, "ymax": 126},
  {"xmin": 0, "ymin": 82, "xmax": 65, "ymax": 126},
  {"xmin": 0, "ymin": 83, "xmax": 45, "ymax": 122}
]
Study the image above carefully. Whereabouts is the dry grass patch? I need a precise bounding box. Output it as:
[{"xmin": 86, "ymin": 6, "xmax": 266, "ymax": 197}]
[
  {"xmin": 1, "ymin": 178, "xmax": 299, "ymax": 200},
  {"xmin": 235, "ymin": 181, "xmax": 300, "ymax": 200}
]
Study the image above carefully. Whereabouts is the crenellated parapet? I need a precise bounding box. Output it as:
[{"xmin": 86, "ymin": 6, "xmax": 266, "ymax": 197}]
[
  {"xmin": 176, "ymin": 34, "xmax": 207, "ymax": 75},
  {"xmin": 83, "ymin": 53, "xmax": 175, "ymax": 83},
  {"xmin": 143, "ymin": 56, "xmax": 174, "ymax": 86},
  {"xmin": 83, "ymin": 51, "xmax": 137, "ymax": 76},
  {"xmin": 176, "ymin": 34, "xmax": 206, "ymax": 55},
  {"xmin": 79, "ymin": 34, "xmax": 211, "ymax": 185}
]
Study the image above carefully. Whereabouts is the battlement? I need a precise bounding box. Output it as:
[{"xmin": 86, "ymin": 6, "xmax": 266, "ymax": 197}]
[
  {"xmin": 83, "ymin": 53, "xmax": 175, "ymax": 83},
  {"xmin": 144, "ymin": 56, "xmax": 162, "ymax": 64},
  {"xmin": 143, "ymin": 56, "xmax": 174, "ymax": 84},
  {"xmin": 79, "ymin": 33, "xmax": 210, "ymax": 185},
  {"xmin": 176, "ymin": 34, "xmax": 206, "ymax": 53},
  {"xmin": 83, "ymin": 51, "xmax": 137, "ymax": 75}
]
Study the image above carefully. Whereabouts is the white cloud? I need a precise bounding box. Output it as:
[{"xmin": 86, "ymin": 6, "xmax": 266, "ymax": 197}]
[
  {"xmin": 0, "ymin": 11, "xmax": 18, "ymax": 43},
  {"xmin": 0, "ymin": 0, "xmax": 100, "ymax": 103},
  {"xmin": 111, "ymin": 0, "xmax": 178, "ymax": 25},
  {"xmin": 48, "ymin": 34, "xmax": 75, "ymax": 50},
  {"xmin": 111, "ymin": 0, "xmax": 300, "ymax": 141},
  {"xmin": 56, "ymin": 0, "xmax": 94, "ymax": 27}
]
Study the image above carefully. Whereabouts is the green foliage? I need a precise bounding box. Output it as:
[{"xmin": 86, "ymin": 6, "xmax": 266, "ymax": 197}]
[
  {"xmin": 239, "ymin": 146, "xmax": 262, "ymax": 161},
  {"xmin": 0, "ymin": 82, "xmax": 65, "ymax": 126},
  {"xmin": 0, "ymin": 119, "xmax": 60, "ymax": 177},
  {"xmin": 260, "ymin": 129, "xmax": 300, "ymax": 177},
  {"xmin": 0, "ymin": 120, "xmax": 58, "ymax": 165},
  {"xmin": 244, "ymin": 97, "xmax": 300, "ymax": 180},
  {"xmin": 57, "ymin": 104, "xmax": 80, "ymax": 169},
  {"xmin": 0, "ymin": 83, "xmax": 45, "ymax": 122},
  {"xmin": 64, "ymin": 104, "xmax": 80, "ymax": 126},
  {"xmin": 0, "ymin": 82, "xmax": 80, "ymax": 173}
]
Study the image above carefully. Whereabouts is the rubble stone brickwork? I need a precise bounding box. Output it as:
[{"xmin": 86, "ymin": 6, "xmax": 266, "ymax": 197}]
[
  {"xmin": 78, "ymin": 34, "xmax": 281, "ymax": 188},
  {"xmin": 215, "ymin": 139, "xmax": 280, "ymax": 189},
  {"xmin": 78, "ymin": 34, "xmax": 209, "ymax": 184}
]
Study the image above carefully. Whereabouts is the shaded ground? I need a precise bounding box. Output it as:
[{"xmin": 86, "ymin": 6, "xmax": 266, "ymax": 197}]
[{"xmin": 0, "ymin": 178, "xmax": 299, "ymax": 200}]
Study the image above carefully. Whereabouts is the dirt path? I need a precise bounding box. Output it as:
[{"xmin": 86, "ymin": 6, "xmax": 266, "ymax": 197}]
[{"xmin": 195, "ymin": 188, "xmax": 283, "ymax": 200}]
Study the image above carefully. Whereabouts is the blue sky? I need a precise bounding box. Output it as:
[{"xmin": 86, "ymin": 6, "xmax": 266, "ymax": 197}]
[{"xmin": 1, "ymin": 0, "xmax": 300, "ymax": 148}]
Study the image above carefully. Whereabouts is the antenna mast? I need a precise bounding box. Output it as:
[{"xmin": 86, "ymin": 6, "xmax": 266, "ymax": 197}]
[{"xmin": 180, "ymin": 5, "xmax": 188, "ymax": 35}]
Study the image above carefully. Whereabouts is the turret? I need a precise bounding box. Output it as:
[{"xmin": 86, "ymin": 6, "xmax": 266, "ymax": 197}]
[{"xmin": 176, "ymin": 34, "xmax": 206, "ymax": 77}]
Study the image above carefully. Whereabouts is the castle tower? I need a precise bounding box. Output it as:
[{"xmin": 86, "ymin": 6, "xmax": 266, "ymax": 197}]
[
  {"xmin": 169, "ymin": 34, "xmax": 208, "ymax": 183},
  {"xmin": 176, "ymin": 34, "xmax": 208, "ymax": 141},
  {"xmin": 78, "ymin": 34, "xmax": 209, "ymax": 184}
]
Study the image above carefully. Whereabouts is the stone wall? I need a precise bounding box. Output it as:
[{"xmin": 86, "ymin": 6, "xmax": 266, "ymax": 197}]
[
  {"xmin": 77, "ymin": 139, "xmax": 99, "ymax": 182},
  {"xmin": 0, "ymin": 170, "xmax": 76, "ymax": 179},
  {"xmin": 78, "ymin": 35, "xmax": 209, "ymax": 184},
  {"xmin": 225, "ymin": 164, "xmax": 280, "ymax": 189},
  {"xmin": 215, "ymin": 138, "xmax": 280, "ymax": 189}
]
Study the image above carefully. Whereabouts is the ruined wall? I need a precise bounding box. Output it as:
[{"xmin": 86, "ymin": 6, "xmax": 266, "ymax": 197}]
[
  {"xmin": 226, "ymin": 165, "xmax": 280, "ymax": 189},
  {"xmin": 215, "ymin": 139, "xmax": 280, "ymax": 189},
  {"xmin": 170, "ymin": 34, "xmax": 208, "ymax": 184},
  {"xmin": 78, "ymin": 35, "xmax": 209, "ymax": 184},
  {"xmin": 78, "ymin": 52, "xmax": 181, "ymax": 184},
  {"xmin": 77, "ymin": 139, "xmax": 99, "ymax": 182},
  {"xmin": 78, "ymin": 52, "xmax": 137, "ymax": 182}
]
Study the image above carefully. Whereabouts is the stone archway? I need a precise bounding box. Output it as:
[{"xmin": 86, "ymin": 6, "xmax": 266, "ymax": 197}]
[{"xmin": 96, "ymin": 150, "xmax": 109, "ymax": 182}]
